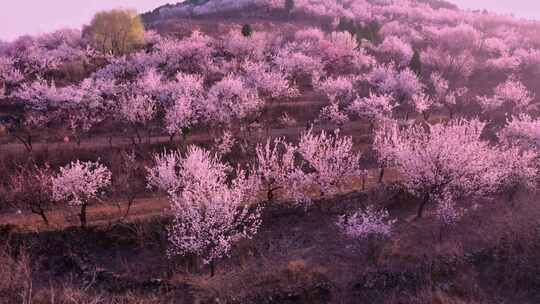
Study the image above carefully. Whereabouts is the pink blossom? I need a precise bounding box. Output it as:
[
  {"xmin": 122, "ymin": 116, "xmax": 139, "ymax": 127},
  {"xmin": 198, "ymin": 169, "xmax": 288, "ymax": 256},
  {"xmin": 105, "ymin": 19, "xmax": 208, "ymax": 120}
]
[
  {"xmin": 0, "ymin": 56, "xmax": 24, "ymax": 86},
  {"xmin": 52, "ymin": 160, "xmax": 111, "ymax": 206},
  {"xmin": 429, "ymin": 72, "xmax": 468, "ymax": 117},
  {"xmin": 274, "ymin": 46, "xmax": 323, "ymax": 86},
  {"xmin": 13, "ymin": 79, "xmax": 67, "ymax": 109},
  {"xmin": 278, "ymin": 112, "xmax": 297, "ymax": 127},
  {"xmin": 149, "ymin": 146, "xmax": 262, "ymax": 264},
  {"xmin": 322, "ymin": 31, "xmax": 374, "ymax": 74},
  {"xmin": 154, "ymin": 31, "xmax": 214, "ymax": 75},
  {"xmin": 164, "ymin": 73, "xmax": 205, "ymax": 135},
  {"xmin": 493, "ymin": 145, "xmax": 538, "ymax": 198},
  {"xmin": 252, "ymin": 137, "xmax": 300, "ymax": 201},
  {"xmin": 425, "ymin": 23, "xmax": 481, "ymax": 54},
  {"xmin": 206, "ymin": 74, "xmax": 262, "ymax": 124},
  {"xmin": 223, "ymin": 31, "xmax": 268, "ymax": 60},
  {"xmin": 514, "ymin": 48, "xmax": 540, "ymax": 74},
  {"xmin": 317, "ymin": 101, "xmax": 350, "ymax": 126},
  {"xmin": 146, "ymin": 150, "xmax": 183, "ymax": 195},
  {"xmin": 294, "ymin": 28, "xmax": 325, "ymax": 44},
  {"xmin": 368, "ymin": 64, "xmax": 423, "ymax": 101},
  {"xmin": 422, "ymin": 47, "xmax": 476, "ymax": 82},
  {"xmin": 477, "ymin": 76, "xmax": 534, "ymax": 113},
  {"xmin": 485, "ymin": 55, "xmax": 521, "ymax": 72},
  {"xmin": 482, "ymin": 37, "xmax": 509, "ymax": 57},
  {"xmin": 298, "ymin": 128, "xmax": 363, "ymax": 197},
  {"xmin": 374, "ymin": 119, "xmax": 518, "ymax": 217},
  {"xmin": 165, "ymin": 96, "xmax": 197, "ymax": 136},
  {"xmin": 60, "ymin": 78, "xmax": 111, "ymax": 140},
  {"xmin": 499, "ymin": 114, "xmax": 540, "ymax": 150},
  {"xmin": 411, "ymin": 93, "xmax": 436, "ymax": 117},
  {"xmin": 319, "ymin": 76, "xmax": 355, "ymax": 103},
  {"xmin": 435, "ymin": 196, "xmax": 465, "ymax": 226},
  {"xmin": 379, "ymin": 21, "xmax": 423, "ymax": 44},
  {"xmin": 348, "ymin": 92, "xmax": 395, "ymax": 125},
  {"xmin": 214, "ymin": 130, "xmax": 236, "ymax": 156},
  {"xmin": 377, "ymin": 36, "xmax": 414, "ymax": 67},
  {"xmin": 337, "ymin": 206, "xmax": 396, "ymax": 240},
  {"xmin": 144, "ymin": 30, "xmax": 163, "ymax": 46},
  {"xmin": 241, "ymin": 61, "xmax": 298, "ymax": 99},
  {"xmin": 118, "ymin": 94, "xmax": 156, "ymax": 124}
]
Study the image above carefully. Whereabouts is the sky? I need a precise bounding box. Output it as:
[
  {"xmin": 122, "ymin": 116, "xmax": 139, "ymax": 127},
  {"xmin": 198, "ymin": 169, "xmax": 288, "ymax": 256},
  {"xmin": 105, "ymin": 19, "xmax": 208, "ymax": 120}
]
[
  {"xmin": 449, "ymin": 0, "xmax": 540, "ymax": 20},
  {"xmin": 0, "ymin": 0, "xmax": 173, "ymax": 41},
  {"xmin": 1, "ymin": 1, "xmax": 539, "ymax": 41}
]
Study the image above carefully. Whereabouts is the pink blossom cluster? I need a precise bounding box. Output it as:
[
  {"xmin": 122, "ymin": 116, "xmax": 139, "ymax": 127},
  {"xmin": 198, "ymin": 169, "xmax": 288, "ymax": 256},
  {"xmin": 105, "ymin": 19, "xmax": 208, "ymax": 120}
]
[
  {"xmin": 477, "ymin": 76, "xmax": 534, "ymax": 114},
  {"xmin": 297, "ymin": 128, "xmax": 363, "ymax": 197},
  {"xmin": 376, "ymin": 36, "xmax": 414, "ymax": 67},
  {"xmin": 317, "ymin": 102, "xmax": 350, "ymax": 127},
  {"xmin": 252, "ymin": 137, "xmax": 300, "ymax": 201},
  {"xmin": 148, "ymin": 146, "xmax": 261, "ymax": 264},
  {"xmin": 337, "ymin": 206, "xmax": 396, "ymax": 240},
  {"xmin": 499, "ymin": 114, "xmax": 540, "ymax": 150},
  {"xmin": 52, "ymin": 160, "xmax": 112, "ymax": 206},
  {"xmin": 206, "ymin": 74, "xmax": 263, "ymax": 124},
  {"xmin": 241, "ymin": 61, "xmax": 298, "ymax": 99},
  {"xmin": 348, "ymin": 92, "xmax": 395, "ymax": 125},
  {"xmin": 435, "ymin": 196, "xmax": 465, "ymax": 226},
  {"xmin": 318, "ymin": 76, "xmax": 355, "ymax": 103},
  {"xmin": 368, "ymin": 64, "xmax": 423, "ymax": 102},
  {"xmin": 373, "ymin": 119, "xmax": 538, "ymax": 217}
]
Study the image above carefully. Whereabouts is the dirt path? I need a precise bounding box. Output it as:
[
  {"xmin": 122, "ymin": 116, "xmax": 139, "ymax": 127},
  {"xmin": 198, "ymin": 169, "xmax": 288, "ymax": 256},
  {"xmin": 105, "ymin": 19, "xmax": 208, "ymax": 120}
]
[
  {"xmin": 0, "ymin": 119, "xmax": 371, "ymax": 154},
  {"xmin": 0, "ymin": 167, "xmax": 400, "ymax": 232}
]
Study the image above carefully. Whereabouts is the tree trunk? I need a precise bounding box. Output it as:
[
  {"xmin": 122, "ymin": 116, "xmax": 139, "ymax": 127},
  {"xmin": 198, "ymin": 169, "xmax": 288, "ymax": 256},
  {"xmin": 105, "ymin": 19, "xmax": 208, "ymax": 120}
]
[
  {"xmin": 135, "ymin": 127, "xmax": 142, "ymax": 145},
  {"xmin": 423, "ymin": 111, "xmax": 430, "ymax": 122},
  {"xmin": 124, "ymin": 197, "xmax": 135, "ymax": 218},
  {"xmin": 361, "ymin": 175, "xmax": 366, "ymax": 191},
  {"xmin": 267, "ymin": 185, "xmax": 280, "ymax": 202},
  {"xmin": 32, "ymin": 207, "xmax": 49, "ymax": 226},
  {"xmin": 417, "ymin": 193, "xmax": 430, "ymax": 218},
  {"xmin": 80, "ymin": 202, "xmax": 88, "ymax": 229},
  {"xmin": 438, "ymin": 224, "xmax": 444, "ymax": 243},
  {"xmin": 508, "ymin": 188, "xmax": 517, "ymax": 207},
  {"xmin": 267, "ymin": 189, "xmax": 274, "ymax": 202},
  {"xmin": 38, "ymin": 210, "xmax": 49, "ymax": 226},
  {"xmin": 210, "ymin": 260, "xmax": 215, "ymax": 277},
  {"xmin": 27, "ymin": 135, "xmax": 33, "ymax": 152},
  {"xmin": 378, "ymin": 167, "xmax": 385, "ymax": 184},
  {"xmin": 12, "ymin": 133, "xmax": 33, "ymax": 153}
]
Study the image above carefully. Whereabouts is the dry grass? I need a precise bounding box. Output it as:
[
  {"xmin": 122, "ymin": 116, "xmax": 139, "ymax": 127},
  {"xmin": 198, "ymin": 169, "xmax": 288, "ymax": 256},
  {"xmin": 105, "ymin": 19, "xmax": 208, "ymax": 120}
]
[{"xmin": 0, "ymin": 245, "xmax": 33, "ymax": 304}]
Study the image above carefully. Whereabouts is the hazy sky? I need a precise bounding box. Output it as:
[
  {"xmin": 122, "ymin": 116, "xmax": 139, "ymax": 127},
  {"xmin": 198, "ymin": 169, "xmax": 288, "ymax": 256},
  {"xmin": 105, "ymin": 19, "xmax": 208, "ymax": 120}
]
[
  {"xmin": 0, "ymin": 1, "xmax": 173, "ymax": 41},
  {"xmin": 1, "ymin": 1, "xmax": 539, "ymax": 41},
  {"xmin": 450, "ymin": 1, "xmax": 540, "ymax": 20}
]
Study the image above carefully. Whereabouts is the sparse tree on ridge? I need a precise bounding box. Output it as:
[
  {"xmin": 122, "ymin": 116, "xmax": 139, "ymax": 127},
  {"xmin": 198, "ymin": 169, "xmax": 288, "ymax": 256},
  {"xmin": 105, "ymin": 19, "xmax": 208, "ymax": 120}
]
[{"xmin": 83, "ymin": 9, "xmax": 145, "ymax": 55}]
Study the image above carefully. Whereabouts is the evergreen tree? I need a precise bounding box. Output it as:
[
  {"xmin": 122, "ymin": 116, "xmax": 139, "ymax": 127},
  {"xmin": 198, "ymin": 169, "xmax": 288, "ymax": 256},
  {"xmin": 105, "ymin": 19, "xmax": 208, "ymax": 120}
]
[
  {"xmin": 409, "ymin": 49, "xmax": 422, "ymax": 77},
  {"xmin": 241, "ymin": 24, "xmax": 253, "ymax": 37},
  {"xmin": 285, "ymin": 0, "xmax": 295, "ymax": 13}
]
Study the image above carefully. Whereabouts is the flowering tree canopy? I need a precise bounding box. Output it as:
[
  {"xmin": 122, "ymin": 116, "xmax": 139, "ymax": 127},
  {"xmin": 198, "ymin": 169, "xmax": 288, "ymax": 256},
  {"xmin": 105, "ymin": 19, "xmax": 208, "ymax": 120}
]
[
  {"xmin": 52, "ymin": 160, "xmax": 111, "ymax": 227},
  {"xmin": 374, "ymin": 119, "xmax": 536, "ymax": 218},
  {"xmin": 147, "ymin": 146, "xmax": 262, "ymax": 267}
]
